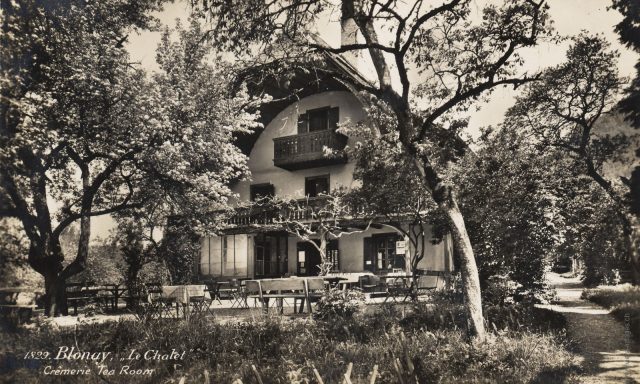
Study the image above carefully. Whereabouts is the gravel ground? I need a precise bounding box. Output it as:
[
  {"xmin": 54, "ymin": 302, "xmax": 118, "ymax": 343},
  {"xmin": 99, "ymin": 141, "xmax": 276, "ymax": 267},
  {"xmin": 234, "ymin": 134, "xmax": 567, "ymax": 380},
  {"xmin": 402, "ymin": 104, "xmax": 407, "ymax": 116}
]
[{"xmin": 542, "ymin": 273, "xmax": 640, "ymax": 383}]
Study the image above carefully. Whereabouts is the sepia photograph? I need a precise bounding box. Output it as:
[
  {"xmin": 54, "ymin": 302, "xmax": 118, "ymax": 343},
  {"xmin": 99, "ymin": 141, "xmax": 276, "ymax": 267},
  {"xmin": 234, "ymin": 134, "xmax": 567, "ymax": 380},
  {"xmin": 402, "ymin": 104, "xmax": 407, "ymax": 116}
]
[{"xmin": 1, "ymin": 0, "xmax": 639, "ymax": 382}]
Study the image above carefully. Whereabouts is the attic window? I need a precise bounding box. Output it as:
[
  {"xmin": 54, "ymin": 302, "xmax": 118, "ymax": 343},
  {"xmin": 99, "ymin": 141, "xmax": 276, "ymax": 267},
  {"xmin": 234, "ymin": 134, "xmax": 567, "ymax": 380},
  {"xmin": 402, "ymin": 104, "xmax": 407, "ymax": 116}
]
[{"xmin": 298, "ymin": 107, "xmax": 339, "ymax": 134}]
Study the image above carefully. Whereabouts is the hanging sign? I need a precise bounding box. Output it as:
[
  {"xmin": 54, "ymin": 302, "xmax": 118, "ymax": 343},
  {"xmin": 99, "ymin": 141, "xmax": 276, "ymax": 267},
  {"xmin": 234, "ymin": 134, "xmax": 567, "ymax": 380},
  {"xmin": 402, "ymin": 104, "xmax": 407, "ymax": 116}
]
[{"xmin": 396, "ymin": 241, "xmax": 406, "ymax": 255}]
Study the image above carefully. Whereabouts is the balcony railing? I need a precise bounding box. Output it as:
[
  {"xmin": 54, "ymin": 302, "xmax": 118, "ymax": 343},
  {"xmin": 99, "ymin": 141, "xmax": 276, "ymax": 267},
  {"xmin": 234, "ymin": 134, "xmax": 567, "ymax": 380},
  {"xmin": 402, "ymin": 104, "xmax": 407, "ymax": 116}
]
[
  {"xmin": 224, "ymin": 197, "xmax": 367, "ymax": 227},
  {"xmin": 273, "ymin": 130, "xmax": 347, "ymax": 170}
]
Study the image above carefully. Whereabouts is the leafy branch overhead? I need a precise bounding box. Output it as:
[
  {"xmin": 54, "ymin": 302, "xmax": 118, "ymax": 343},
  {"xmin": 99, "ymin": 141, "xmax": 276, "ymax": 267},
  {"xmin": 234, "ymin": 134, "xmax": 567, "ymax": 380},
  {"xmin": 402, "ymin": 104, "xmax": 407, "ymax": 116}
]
[{"xmin": 0, "ymin": 1, "xmax": 263, "ymax": 315}]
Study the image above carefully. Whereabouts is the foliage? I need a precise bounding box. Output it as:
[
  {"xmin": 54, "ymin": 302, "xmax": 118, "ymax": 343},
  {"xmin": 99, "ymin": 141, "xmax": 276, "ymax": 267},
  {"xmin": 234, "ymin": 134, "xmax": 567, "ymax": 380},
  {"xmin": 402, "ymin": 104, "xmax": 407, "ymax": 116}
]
[
  {"xmin": 1, "ymin": 303, "xmax": 577, "ymax": 383},
  {"xmin": 612, "ymin": 0, "xmax": 640, "ymax": 129},
  {"xmin": 79, "ymin": 240, "xmax": 125, "ymax": 285},
  {"xmin": 0, "ymin": 219, "xmax": 41, "ymax": 288},
  {"xmin": 1, "ymin": 1, "xmax": 263, "ymax": 314},
  {"xmin": 314, "ymin": 288, "xmax": 364, "ymax": 320},
  {"xmin": 158, "ymin": 219, "xmax": 200, "ymax": 284},
  {"xmin": 555, "ymin": 183, "xmax": 629, "ymax": 286},
  {"xmin": 456, "ymin": 128, "xmax": 555, "ymax": 295},
  {"xmin": 507, "ymin": 33, "xmax": 639, "ymax": 283}
]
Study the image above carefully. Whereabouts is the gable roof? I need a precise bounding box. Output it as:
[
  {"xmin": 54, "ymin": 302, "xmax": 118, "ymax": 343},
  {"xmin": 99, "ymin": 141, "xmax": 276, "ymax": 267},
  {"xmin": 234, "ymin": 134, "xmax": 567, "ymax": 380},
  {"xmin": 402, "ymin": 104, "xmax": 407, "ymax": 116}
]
[{"xmin": 234, "ymin": 50, "xmax": 374, "ymax": 156}]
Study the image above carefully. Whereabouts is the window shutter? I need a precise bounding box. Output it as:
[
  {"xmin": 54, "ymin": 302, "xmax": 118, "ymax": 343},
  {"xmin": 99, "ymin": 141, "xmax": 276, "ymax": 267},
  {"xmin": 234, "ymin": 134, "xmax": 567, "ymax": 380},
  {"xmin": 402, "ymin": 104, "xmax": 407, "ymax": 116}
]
[
  {"xmin": 297, "ymin": 113, "xmax": 308, "ymax": 134},
  {"xmin": 328, "ymin": 107, "xmax": 339, "ymax": 130},
  {"xmin": 363, "ymin": 237, "xmax": 374, "ymax": 272}
]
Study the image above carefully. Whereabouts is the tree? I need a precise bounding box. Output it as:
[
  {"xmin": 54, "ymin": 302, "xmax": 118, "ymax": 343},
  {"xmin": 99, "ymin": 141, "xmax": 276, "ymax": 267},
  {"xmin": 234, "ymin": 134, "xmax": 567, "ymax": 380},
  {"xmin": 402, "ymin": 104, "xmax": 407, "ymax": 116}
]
[
  {"xmin": 612, "ymin": 0, "xmax": 640, "ymax": 128},
  {"xmin": 194, "ymin": 0, "xmax": 555, "ymax": 339},
  {"xmin": 611, "ymin": 0, "xmax": 640, "ymax": 220},
  {"xmin": 0, "ymin": 2, "xmax": 261, "ymax": 315},
  {"xmin": 507, "ymin": 34, "xmax": 640, "ymax": 283},
  {"xmin": 0, "ymin": 218, "xmax": 40, "ymax": 288},
  {"xmin": 456, "ymin": 128, "xmax": 557, "ymax": 299},
  {"xmin": 113, "ymin": 213, "xmax": 161, "ymax": 305}
]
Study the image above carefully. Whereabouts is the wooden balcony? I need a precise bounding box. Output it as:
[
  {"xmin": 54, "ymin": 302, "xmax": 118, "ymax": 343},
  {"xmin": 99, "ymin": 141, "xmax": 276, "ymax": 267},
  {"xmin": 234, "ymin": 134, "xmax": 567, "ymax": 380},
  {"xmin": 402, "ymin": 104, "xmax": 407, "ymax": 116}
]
[
  {"xmin": 226, "ymin": 198, "xmax": 326, "ymax": 227},
  {"xmin": 273, "ymin": 130, "xmax": 347, "ymax": 170},
  {"xmin": 224, "ymin": 197, "xmax": 368, "ymax": 228}
]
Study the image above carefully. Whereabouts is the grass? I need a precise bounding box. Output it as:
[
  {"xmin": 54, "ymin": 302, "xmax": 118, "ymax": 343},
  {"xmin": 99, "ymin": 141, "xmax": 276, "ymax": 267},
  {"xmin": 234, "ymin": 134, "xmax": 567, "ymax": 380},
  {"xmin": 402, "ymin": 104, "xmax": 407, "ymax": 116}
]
[
  {"xmin": 0, "ymin": 303, "xmax": 579, "ymax": 384},
  {"xmin": 582, "ymin": 284, "xmax": 640, "ymax": 343}
]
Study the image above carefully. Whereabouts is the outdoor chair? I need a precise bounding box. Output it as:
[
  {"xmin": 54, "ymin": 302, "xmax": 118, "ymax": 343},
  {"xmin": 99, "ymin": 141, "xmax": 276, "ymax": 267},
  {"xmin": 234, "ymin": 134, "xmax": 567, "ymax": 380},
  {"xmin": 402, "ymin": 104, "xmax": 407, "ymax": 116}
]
[
  {"xmin": 385, "ymin": 277, "xmax": 413, "ymax": 303},
  {"xmin": 229, "ymin": 280, "xmax": 248, "ymax": 309},
  {"xmin": 203, "ymin": 279, "xmax": 222, "ymax": 304},
  {"xmin": 189, "ymin": 294, "xmax": 214, "ymax": 317}
]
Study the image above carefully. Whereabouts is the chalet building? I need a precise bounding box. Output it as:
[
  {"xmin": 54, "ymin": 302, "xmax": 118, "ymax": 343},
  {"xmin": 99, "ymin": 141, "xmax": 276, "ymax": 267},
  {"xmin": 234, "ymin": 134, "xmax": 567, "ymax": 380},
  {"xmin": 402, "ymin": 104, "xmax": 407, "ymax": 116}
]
[{"xmin": 197, "ymin": 17, "xmax": 454, "ymax": 280}]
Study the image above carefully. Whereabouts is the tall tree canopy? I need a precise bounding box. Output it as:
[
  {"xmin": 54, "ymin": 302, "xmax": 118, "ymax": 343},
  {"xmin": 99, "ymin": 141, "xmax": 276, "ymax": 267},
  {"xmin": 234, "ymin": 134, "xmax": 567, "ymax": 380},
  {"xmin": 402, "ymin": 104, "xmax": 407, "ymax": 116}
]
[
  {"xmin": 507, "ymin": 34, "xmax": 640, "ymax": 283},
  {"xmin": 193, "ymin": 0, "xmax": 556, "ymax": 339},
  {"xmin": 611, "ymin": 0, "xmax": 640, "ymax": 218},
  {"xmin": 0, "ymin": 1, "xmax": 261, "ymax": 315}
]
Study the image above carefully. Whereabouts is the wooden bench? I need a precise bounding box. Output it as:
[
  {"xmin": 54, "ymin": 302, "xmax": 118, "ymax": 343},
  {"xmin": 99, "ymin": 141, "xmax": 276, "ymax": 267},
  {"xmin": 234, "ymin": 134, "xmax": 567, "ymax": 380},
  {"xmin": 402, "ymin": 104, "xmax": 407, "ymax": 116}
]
[
  {"xmin": 245, "ymin": 278, "xmax": 325, "ymax": 315},
  {"xmin": 0, "ymin": 288, "xmax": 41, "ymax": 325},
  {"xmin": 65, "ymin": 282, "xmax": 98, "ymax": 315}
]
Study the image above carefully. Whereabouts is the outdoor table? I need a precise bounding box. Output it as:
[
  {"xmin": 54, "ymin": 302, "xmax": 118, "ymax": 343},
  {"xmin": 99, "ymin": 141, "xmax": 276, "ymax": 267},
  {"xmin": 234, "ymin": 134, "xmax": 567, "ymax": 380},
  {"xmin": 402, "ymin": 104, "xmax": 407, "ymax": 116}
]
[
  {"xmin": 91, "ymin": 284, "xmax": 127, "ymax": 312},
  {"xmin": 149, "ymin": 285, "xmax": 211, "ymax": 318},
  {"xmin": 322, "ymin": 276, "xmax": 346, "ymax": 289}
]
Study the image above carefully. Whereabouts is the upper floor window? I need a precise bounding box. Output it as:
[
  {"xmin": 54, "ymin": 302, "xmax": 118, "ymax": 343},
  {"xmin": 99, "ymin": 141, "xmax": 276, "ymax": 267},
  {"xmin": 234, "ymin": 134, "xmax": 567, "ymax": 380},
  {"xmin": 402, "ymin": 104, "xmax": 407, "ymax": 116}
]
[
  {"xmin": 250, "ymin": 183, "xmax": 275, "ymax": 201},
  {"xmin": 297, "ymin": 106, "xmax": 339, "ymax": 134},
  {"xmin": 305, "ymin": 175, "xmax": 329, "ymax": 197}
]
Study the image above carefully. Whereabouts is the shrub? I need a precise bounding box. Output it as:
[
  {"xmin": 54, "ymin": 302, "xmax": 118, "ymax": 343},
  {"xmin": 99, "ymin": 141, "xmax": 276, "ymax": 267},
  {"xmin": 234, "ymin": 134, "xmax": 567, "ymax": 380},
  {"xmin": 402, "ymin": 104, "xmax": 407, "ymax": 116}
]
[{"xmin": 314, "ymin": 288, "xmax": 364, "ymax": 320}]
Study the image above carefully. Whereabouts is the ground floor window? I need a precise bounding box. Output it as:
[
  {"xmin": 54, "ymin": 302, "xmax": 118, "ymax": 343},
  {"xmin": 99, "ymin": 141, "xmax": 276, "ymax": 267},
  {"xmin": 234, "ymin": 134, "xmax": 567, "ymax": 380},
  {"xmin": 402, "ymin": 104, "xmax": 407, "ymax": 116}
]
[
  {"xmin": 364, "ymin": 233, "xmax": 404, "ymax": 273},
  {"xmin": 201, "ymin": 234, "xmax": 248, "ymax": 277}
]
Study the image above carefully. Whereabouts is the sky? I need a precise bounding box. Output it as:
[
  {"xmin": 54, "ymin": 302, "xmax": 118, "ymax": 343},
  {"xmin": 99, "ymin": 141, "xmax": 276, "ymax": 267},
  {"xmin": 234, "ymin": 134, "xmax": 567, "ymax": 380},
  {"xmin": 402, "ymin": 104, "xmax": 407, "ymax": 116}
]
[{"xmin": 91, "ymin": 0, "xmax": 639, "ymax": 238}]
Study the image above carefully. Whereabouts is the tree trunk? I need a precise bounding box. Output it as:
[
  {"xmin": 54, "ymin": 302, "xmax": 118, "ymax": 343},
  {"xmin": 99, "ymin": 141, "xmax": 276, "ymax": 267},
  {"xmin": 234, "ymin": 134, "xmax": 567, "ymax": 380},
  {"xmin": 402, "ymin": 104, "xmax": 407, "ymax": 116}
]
[
  {"xmin": 411, "ymin": 153, "xmax": 486, "ymax": 340},
  {"xmin": 317, "ymin": 233, "xmax": 332, "ymax": 276},
  {"xmin": 43, "ymin": 272, "xmax": 69, "ymax": 316},
  {"xmin": 440, "ymin": 199, "xmax": 486, "ymax": 340}
]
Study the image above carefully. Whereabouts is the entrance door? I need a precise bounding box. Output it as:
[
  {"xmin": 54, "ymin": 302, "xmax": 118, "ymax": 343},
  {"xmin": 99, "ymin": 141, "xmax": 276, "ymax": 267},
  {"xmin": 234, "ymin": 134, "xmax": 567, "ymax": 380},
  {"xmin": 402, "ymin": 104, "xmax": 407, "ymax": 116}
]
[{"xmin": 297, "ymin": 242, "xmax": 322, "ymax": 276}]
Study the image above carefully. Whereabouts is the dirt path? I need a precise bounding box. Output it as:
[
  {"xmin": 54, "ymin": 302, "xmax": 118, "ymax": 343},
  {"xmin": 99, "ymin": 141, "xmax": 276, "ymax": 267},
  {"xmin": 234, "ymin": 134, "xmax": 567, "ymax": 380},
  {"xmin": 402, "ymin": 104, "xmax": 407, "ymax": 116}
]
[{"xmin": 544, "ymin": 273, "xmax": 640, "ymax": 383}]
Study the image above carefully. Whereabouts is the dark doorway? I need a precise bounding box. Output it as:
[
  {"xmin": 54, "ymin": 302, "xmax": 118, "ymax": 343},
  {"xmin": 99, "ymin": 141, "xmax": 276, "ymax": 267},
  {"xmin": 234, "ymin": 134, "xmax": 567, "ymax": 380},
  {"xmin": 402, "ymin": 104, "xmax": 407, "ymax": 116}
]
[{"xmin": 297, "ymin": 242, "xmax": 322, "ymax": 276}]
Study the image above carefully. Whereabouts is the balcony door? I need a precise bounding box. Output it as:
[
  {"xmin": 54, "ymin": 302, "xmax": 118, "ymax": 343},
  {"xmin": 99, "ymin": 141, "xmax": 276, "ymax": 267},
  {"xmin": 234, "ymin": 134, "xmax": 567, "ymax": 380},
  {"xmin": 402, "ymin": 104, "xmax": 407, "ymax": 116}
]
[
  {"xmin": 297, "ymin": 240, "xmax": 339, "ymax": 276},
  {"xmin": 297, "ymin": 107, "xmax": 339, "ymax": 134},
  {"xmin": 305, "ymin": 175, "xmax": 329, "ymax": 198}
]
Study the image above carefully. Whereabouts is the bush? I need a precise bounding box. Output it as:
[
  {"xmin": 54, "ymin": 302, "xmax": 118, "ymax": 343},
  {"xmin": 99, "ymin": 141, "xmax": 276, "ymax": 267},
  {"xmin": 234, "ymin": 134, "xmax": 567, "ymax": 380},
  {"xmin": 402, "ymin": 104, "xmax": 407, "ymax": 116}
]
[
  {"xmin": 314, "ymin": 288, "xmax": 364, "ymax": 320},
  {"xmin": 582, "ymin": 285, "xmax": 640, "ymax": 344}
]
